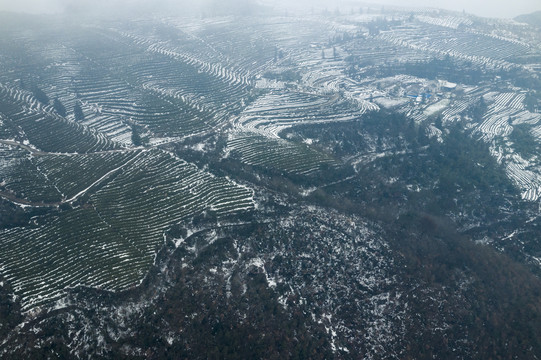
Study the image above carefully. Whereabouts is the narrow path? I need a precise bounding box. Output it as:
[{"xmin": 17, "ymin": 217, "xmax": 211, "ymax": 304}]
[
  {"xmin": 0, "ymin": 139, "xmax": 138, "ymax": 156},
  {"xmin": 0, "ymin": 140, "xmax": 47, "ymax": 155}
]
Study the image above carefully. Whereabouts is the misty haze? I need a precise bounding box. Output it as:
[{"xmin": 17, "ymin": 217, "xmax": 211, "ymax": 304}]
[
  {"xmin": 1, "ymin": 0, "xmax": 541, "ymax": 18},
  {"xmin": 0, "ymin": 0, "xmax": 541, "ymax": 359}
]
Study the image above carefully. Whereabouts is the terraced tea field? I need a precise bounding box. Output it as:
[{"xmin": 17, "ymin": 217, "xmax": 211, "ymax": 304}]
[
  {"xmin": 226, "ymin": 131, "xmax": 336, "ymax": 174},
  {"xmin": 378, "ymin": 22, "xmax": 531, "ymax": 70},
  {"xmin": 34, "ymin": 150, "xmax": 142, "ymax": 201},
  {"xmin": 0, "ymin": 15, "xmax": 359, "ymax": 309},
  {"xmin": 1, "ymin": 6, "xmax": 541, "ymax": 314},
  {"xmin": 0, "ymin": 84, "xmax": 118, "ymax": 154},
  {"xmin": 1, "ymin": 6, "xmax": 541, "ymax": 359},
  {"xmin": 0, "ymin": 149, "xmax": 253, "ymax": 310}
]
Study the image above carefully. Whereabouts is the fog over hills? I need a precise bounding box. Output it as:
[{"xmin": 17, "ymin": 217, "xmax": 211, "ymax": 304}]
[
  {"xmin": 1, "ymin": 0, "xmax": 541, "ymax": 18},
  {"xmin": 516, "ymin": 10, "xmax": 541, "ymax": 27}
]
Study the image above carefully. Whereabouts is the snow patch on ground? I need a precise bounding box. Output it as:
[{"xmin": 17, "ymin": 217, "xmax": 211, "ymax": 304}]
[{"xmin": 424, "ymin": 99, "xmax": 450, "ymax": 116}]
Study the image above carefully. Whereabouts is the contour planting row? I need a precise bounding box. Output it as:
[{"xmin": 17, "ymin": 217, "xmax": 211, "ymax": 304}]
[
  {"xmin": 493, "ymin": 92, "xmax": 526, "ymax": 110},
  {"xmin": 441, "ymin": 99, "xmax": 473, "ymax": 123},
  {"xmin": 345, "ymin": 36, "xmax": 429, "ymax": 67},
  {"xmin": 0, "ymin": 84, "xmax": 117, "ymax": 153},
  {"xmin": 16, "ymin": 29, "xmax": 213, "ymax": 143},
  {"xmin": 0, "ymin": 27, "xmax": 67, "ymax": 84},
  {"xmin": 90, "ymin": 149, "xmax": 254, "ymax": 257},
  {"xmin": 470, "ymin": 89, "xmax": 541, "ymax": 201},
  {"xmin": 112, "ymin": 25, "xmax": 253, "ymax": 114},
  {"xmin": 2, "ymin": 18, "xmax": 332, "ymax": 145},
  {"xmin": 25, "ymin": 47, "xmax": 83, "ymax": 111},
  {"xmin": 237, "ymin": 90, "xmax": 363, "ymax": 138},
  {"xmin": 135, "ymin": 19, "xmax": 262, "ymax": 84},
  {"xmin": 0, "ymin": 208, "xmax": 151, "ymax": 310},
  {"xmin": 0, "ymin": 35, "xmax": 133, "ymax": 145},
  {"xmin": 34, "ymin": 150, "xmax": 143, "ymax": 200},
  {"xmin": 146, "ymin": 41, "xmax": 250, "ymax": 86},
  {"xmin": 421, "ymin": 22, "xmax": 530, "ymax": 61},
  {"xmin": 416, "ymin": 15, "xmax": 473, "ymax": 30},
  {"xmin": 172, "ymin": 17, "xmax": 278, "ymax": 77},
  {"xmin": 475, "ymin": 95, "xmax": 541, "ymax": 141},
  {"xmin": 0, "ymin": 149, "xmax": 254, "ymax": 310},
  {"xmin": 140, "ymin": 43, "xmax": 251, "ymax": 121},
  {"xmin": 125, "ymin": 54, "xmax": 236, "ymax": 126},
  {"xmin": 73, "ymin": 27, "xmax": 249, "ymax": 134},
  {"xmin": 417, "ymin": 15, "xmax": 530, "ymax": 50},
  {"xmin": 72, "ymin": 67, "xmax": 208, "ymax": 140},
  {"xmin": 378, "ymin": 22, "xmax": 527, "ymax": 70},
  {"xmin": 10, "ymin": 35, "xmax": 140, "ymax": 145},
  {"xmin": 226, "ymin": 131, "xmax": 336, "ymax": 175},
  {"xmin": 505, "ymin": 157, "xmax": 541, "ymax": 201}
]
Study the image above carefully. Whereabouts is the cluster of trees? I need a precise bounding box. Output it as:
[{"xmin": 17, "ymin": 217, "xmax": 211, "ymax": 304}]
[
  {"xmin": 0, "ymin": 275, "xmax": 22, "ymax": 340},
  {"xmin": 31, "ymin": 86, "xmax": 49, "ymax": 105},
  {"xmin": 395, "ymin": 211, "xmax": 541, "ymax": 359},
  {"xmin": 131, "ymin": 125, "xmax": 142, "ymax": 146},
  {"xmin": 53, "ymin": 98, "xmax": 66, "ymax": 117},
  {"xmin": 0, "ymin": 198, "xmax": 50, "ymax": 230},
  {"xmin": 509, "ymin": 123, "xmax": 539, "ymax": 159},
  {"xmin": 524, "ymin": 91, "xmax": 539, "ymax": 112},
  {"xmin": 30, "ymin": 85, "xmax": 86, "ymax": 121},
  {"xmin": 130, "ymin": 124, "xmax": 149, "ymax": 146},
  {"xmin": 285, "ymin": 111, "xmax": 541, "ymax": 358},
  {"xmin": 74, "ymin": 101, "xmax": 85, "ymax": 121},
  {"xmin": 262, "ymin": 70, "xmax": 300, "ymax": 82}
]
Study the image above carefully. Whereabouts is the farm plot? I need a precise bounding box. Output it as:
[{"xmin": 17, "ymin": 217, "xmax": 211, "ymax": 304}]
[
  {"xmin": 72, "ymin": 65, "xmax": 210, "ymax": 140},
  {"xmin": 470, "ymin": 90, "xmax": 541, "ymax": 201},
  {"xmin": 67, "ymin": 26, "xmax": 254, "ymax": 139},
  {"xmin": 91, "ymin": 149, "xmax": 254, "ymax": 256},
  {"xmin": 0, "ymin": 208, "xmax": 151, "ymax": 310},
  {"xmin": 54, "ymin": 32, "xmax": 213, "ymax": 142},
  {"xmin": 417, "ymin": 15, "xmax": 473, "ymax": 29},
  {"xmin": 123, "ymin": 53, "xmax": 239, "ymax": 127},
  {"xmin": 0, "ymin": 24, "xmax": 71, "ymax": 85},
  {"xmin": 378, "ymin": 22, "xmax": 530, "ymax": 70},
  {"xmin": 0, "ymin": 28, "xmax": 221, "ymax": 144},
  {"xmin": 0, "ymin": 31, "xmax": 135, "ymax": 145},
  {"xmin": 155, "ymin": 17, "xmax": 276, "ymax": 81},
  {"xmin": 226, "ymin": 131, "xmax": 336, "ymax": 175},
  {"xmin": 34, "ymin": 150, "xmax": 143, "ymax": 200},
  {"xmin": 441, "ymin": 99, "xmax": 474, "ymax": 123},
  {"xmin": 0, "ymin": 149, "xmax": 254, "ymax": 310},
  {"xmin": 505, "ymin": 156, "xmax": 541, "ymax": 201},
  {"xmin": 122, "ymin": 39, "xmax": 252, "ymax": 125},
  {"xmin": 237, "ymin": 90, "xmax": 365, "ymax": 138},
  {"xmin": 0, "ymin": 84, "xmax": 118, "ymax": 154},
  {"xmin": 228, "ymin": 86, "xmax": 374, "ymax": 174},
  {"xmin": 166, "ymin": 16, "xmax": 301, "ymax": 79},
  {"xmin": 97, "ymin": 25, "xmax": 252, "ymax": 109},
  {"xmin": 345, "ymin": 36, "xmax": 430, "ymax": 67},
  {"xmin": 476, "ymin": 93, "xmax": 541, "ymax": 141}
]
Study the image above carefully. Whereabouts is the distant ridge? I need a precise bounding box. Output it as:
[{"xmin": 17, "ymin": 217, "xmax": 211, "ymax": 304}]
[{"xmin": 515, "ymin": 11, "xmax": 541, "ymax": 27}]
